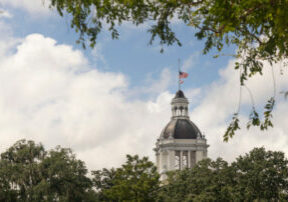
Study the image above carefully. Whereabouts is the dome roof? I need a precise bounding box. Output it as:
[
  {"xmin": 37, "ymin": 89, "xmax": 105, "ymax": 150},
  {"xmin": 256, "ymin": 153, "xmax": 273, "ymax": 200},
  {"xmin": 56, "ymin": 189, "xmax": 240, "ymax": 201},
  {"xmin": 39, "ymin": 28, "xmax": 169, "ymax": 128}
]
[
  {"xmin": 174, "ymin": 90, "xmax": 185, "ymax": 98},
  {"xmin": 160, "ymin": 119, "xmax": 202, "ymax": 139}
]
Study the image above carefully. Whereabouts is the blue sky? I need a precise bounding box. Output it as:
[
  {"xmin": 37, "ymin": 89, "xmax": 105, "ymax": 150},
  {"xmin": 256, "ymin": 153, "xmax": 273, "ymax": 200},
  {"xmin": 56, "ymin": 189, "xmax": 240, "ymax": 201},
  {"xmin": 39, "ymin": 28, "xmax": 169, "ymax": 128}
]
[
  {"xmin": 0, "ymin": 1, "xmax": 288, "ymax": 170},
  {"xmin": 4, "ymin": 3, "xmax": 235, "ymax": 91}
]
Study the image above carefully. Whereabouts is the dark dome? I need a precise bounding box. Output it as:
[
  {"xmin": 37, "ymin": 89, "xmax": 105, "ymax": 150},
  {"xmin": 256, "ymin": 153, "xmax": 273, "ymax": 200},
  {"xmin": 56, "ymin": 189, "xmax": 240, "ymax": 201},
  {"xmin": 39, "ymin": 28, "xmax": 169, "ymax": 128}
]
[
  {"xmin": 174, "ymin": 90, "xmax": 186, "ymax": 98},
  {"xmin": 160, "ymin": 119, "xmax": 202, "ymax": 139}
]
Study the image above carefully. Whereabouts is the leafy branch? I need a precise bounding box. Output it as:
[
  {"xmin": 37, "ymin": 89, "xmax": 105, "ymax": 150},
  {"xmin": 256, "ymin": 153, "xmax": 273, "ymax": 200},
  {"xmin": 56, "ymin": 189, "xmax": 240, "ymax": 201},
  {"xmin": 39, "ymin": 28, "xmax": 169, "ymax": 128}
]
[
  {"xmin": 224, "ymin": 97, "xmax": 275, "ymax": 142},
  {"xmin": 223, "ymin": 113, "xmax": 240, "ymax": 142},
  {"xmin": 260, "ymin": 97, "xmax": 275, "ymax": 130}
]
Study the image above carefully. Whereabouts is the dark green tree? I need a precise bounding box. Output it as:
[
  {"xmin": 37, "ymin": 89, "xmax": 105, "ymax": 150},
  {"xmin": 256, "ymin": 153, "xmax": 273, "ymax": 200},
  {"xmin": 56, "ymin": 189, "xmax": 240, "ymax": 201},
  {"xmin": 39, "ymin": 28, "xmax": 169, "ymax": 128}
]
[
  {"xmin": 0, "ymin": 140, "xmax": 46, "ymax": 202},
  {"xmin": 157, "ymin": 147, "xmax": 288, "ymax": 201},
  {"xmin": 49, "ymin": 0, "xmax": 288, "ymax": 140},
  {"xmin": 92, "ymin": 154, "xmax": 160, "ymax": 201},
  {"xmin": 157, "ymin": 158, "xmax": 236, "ymax": 202},
  {"xmin": 0, "ymin": 139, "xmax": 96, "ymax": 202},
  {"xmin": 232, "ymin": 147, "xmax": 288, "ymax": 201},
  {"xmin": 40, "ymin": 146, "xmax": 95, "ymax": 202}
]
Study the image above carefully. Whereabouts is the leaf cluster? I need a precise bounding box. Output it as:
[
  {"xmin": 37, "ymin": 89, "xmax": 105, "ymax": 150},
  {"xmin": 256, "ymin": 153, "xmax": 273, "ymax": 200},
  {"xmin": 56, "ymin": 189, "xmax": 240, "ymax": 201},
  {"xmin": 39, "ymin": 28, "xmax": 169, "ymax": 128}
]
[
  {"xmin": 224, "ymin": 96, "xmax": 275, "ymax": 141},
  {"xmin": 49, "ymin": 0, "xmax": 194, "ymax": 49},
  {"xmin": 49, "ymin": 0, "xmax": 288, "ymax": 70}
]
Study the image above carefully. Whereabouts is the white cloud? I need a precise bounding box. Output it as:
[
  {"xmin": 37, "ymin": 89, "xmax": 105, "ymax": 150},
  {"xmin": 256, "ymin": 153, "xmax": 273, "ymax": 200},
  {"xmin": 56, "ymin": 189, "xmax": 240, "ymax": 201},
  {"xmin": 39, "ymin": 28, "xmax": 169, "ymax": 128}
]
[{"xmin": 0, "ymin": 33, "xmax": 172, "ymax": 170}]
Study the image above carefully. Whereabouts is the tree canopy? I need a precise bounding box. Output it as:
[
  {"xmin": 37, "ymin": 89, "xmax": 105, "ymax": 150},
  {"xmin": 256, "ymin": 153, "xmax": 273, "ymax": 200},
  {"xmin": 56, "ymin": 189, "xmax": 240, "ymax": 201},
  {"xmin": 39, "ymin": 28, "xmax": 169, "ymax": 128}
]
[
  {"xmin": 92, "ymin": 154, "xmax": 160, "ymax": 201},
  {"xmin": 0, "ymin": 140, "xmax": 159, "ymax": 202},
  {"xmin": 49, "ymin": 0, "xmax": 288, "ymax": 140},
  {"xmin": 1, "ymin": 139, "xmax": 288, "ymax": 201},
  {"xmin": 157, "ymin": 147, "xmax": 288, "ymax": 201},
  {"xmin": 0, "ymin": 139, "xmax": 95, "ymax": 202}
]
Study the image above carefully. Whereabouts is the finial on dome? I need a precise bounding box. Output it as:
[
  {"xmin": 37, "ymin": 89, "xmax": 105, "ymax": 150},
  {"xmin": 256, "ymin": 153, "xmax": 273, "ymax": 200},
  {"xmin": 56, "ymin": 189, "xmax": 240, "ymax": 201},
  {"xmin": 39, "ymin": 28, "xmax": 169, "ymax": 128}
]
[{"xmin": 174, "ymin": 90, "xmax": 186, "ymax": 98}]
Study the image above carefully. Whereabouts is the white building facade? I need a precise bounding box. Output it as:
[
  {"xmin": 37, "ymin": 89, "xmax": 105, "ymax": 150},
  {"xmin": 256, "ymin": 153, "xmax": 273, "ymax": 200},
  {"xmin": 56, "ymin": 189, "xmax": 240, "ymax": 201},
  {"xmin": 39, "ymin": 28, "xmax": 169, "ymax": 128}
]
[{"xmin": 154, "ymin": 90, "xmax": 209, "ymax": 180}]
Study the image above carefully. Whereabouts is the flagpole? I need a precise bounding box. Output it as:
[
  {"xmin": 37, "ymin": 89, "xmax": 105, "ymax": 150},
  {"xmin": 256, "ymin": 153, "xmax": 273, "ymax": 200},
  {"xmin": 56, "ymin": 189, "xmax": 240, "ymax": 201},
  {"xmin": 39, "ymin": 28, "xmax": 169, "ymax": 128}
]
[{"xmin": 178, "ymin": 58, "xmax": 180, "ymax": 91}]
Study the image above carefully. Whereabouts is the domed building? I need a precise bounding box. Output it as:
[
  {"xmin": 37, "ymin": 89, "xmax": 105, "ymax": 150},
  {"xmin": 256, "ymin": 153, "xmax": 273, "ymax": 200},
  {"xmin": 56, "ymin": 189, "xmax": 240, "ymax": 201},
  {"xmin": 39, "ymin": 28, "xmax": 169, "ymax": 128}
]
[{"xmin": 154, "ymin": 90, "xmax": 209, "ymax": 180}]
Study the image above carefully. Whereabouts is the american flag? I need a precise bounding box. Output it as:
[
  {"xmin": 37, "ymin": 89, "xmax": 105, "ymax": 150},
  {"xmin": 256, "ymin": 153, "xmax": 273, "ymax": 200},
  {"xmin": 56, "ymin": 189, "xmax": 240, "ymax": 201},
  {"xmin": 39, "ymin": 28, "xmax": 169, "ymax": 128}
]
[{"xmin": 179, "ymin": 71, "xmax": 188, "ymax": 79}]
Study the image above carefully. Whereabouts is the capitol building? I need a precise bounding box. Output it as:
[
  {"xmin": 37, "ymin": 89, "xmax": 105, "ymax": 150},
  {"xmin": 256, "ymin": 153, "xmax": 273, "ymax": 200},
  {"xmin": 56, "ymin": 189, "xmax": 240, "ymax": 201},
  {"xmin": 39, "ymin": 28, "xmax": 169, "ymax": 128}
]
[{"xmin": 155, "ymin": 90, "xmax": 209, "ymax": 180}]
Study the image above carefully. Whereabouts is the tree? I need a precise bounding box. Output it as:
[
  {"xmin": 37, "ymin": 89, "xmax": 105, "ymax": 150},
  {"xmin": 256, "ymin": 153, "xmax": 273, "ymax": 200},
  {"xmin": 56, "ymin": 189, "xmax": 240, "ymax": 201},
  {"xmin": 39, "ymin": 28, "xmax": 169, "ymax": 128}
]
[
  {"xmin": 0, "ymin": 139, "xmax": 95, "ymax": 202},
  {"xmin": 40, "ymin": 146, "xmax": 95, "ymax": 202},
  {"xmin": 0, "ymin": 140, "xmax": 46, "ymax": 202},
  {"xmin": 2, "ymin": 140, "xmax": 287, "ymax": 201},
  {"xmin": 157, "ymin": 147, "xmax": 288, "ymax": 201},
  {"xmin": 92, "ymin": 155, "xmax": 160, "ymax": 201},
  {"xmin": 157, "ymin": 158, "xmax": 236, "ymax": 202},
  {"xmin": 49, "ymin": 0, "xmax": 288, "ymax": 140},
  {"xmin": 232, "ymin": 147, "xmax": 288, "ymax": 201}
]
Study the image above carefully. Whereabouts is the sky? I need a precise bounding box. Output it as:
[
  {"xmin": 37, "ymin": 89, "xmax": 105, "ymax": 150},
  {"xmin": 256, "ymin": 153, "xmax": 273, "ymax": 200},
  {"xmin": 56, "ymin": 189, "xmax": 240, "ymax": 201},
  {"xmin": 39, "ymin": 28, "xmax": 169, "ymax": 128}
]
[{"xmin": 0, "ymin": 0, "xmax": 287, "ymax": 171}]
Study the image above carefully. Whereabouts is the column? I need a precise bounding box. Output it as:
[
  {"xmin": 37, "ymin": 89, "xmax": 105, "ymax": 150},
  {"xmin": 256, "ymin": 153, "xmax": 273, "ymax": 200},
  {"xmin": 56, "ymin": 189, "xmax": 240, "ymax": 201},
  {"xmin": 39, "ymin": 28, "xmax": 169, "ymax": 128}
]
[
  {"xmin": 179, "ymin": 150, "xmax": 183, "ymax": 170},
  {"xmin": 188, "ymin": 150, "xmax": 191, "ymax": 168}
]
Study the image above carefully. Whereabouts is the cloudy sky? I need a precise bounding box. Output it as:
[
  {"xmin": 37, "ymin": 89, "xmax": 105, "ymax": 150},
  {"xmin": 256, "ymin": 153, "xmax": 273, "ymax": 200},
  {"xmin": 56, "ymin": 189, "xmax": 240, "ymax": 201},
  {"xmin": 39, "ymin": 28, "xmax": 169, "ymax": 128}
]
[{"xmin": 0, "ymin": 1, "xmax": 287, "ymax": 170}]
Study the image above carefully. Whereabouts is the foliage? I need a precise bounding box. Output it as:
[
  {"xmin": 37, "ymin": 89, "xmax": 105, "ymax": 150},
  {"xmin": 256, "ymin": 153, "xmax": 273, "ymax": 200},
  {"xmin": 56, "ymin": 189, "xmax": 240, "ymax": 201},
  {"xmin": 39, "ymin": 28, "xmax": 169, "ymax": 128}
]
[
  {"xmin": 157, "ymin": 147, "xmax": 288, "ymax": 201},
  {"xmin": 49, "ymin": 0, "xmax": 288, "ymax": 140},
  {"xmin": 157, "ymin": 158, "xmax": 236, "ymax": 202},
  {"xmin": 232, "ymin": 147, "xmax": 288, "ymax": 201},
  {"xmin": 0, "ymin": 139, "xmax": 95, "ymax": 202},
  {"xmin": 1, "ymin": 140, "xmax": 288, "ymax": 201},
  {"xmin": 0, "ymin": 140, "xmax": 46, "ymax": 202},
  {"xmin": 0, "ymin": 140, "xmax": 160, "ymax": 201},
  {"xmin": 223, "ymin": 113, "xmax": 240, "ymax": 142},
  {"xmin": 92, "ymin": 154, "xmax": 160, "ymax": 201},
  {"xmin": 39, "ymin": 146, "xmax": 95, "ymax": 201}
]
